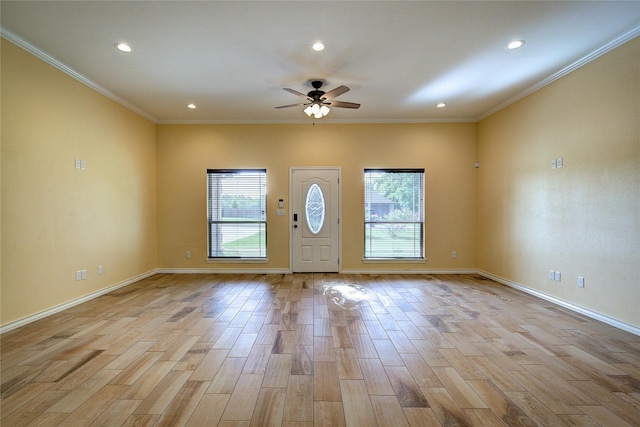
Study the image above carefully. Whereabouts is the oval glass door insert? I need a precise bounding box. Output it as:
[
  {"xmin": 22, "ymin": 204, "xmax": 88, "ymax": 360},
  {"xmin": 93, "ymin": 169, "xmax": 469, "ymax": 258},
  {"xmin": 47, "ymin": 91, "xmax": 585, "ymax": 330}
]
[{"xmin": 305, "ymin": 183, "xmax": 325, "ymax": 234}]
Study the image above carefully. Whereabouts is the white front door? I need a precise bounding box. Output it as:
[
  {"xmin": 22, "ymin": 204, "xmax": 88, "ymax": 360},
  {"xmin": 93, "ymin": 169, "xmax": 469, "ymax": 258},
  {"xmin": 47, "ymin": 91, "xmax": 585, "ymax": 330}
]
[{"xmin": 291, "ymin": 167, "xmax": 340, "ymax": 273}]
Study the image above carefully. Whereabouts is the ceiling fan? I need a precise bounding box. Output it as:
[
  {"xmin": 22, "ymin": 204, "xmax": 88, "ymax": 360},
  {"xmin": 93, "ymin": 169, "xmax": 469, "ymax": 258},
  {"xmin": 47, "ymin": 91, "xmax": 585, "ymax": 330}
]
[{"xmin": 275, "ymin": 80, "xmax": 360, "ymax": 118}]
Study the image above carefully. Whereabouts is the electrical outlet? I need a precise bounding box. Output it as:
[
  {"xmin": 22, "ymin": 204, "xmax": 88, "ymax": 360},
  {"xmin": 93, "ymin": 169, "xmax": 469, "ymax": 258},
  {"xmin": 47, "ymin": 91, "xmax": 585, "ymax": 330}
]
[
  {"xmin": 452, "ymin": 251, "xmax": 457, "ymax": 259},
  {"xmin": 554, "ymin": 271, "xmax": 561, "ymax": 282},
  {"xmin": 551, "ymin": 159, "xmax": 557, "ymax": 169},
  {"xmin": 549, "ymin": 270, "xmax": 555, "ymax": 280},
  {"xmin": 76, "ymin": 270, "xmax": 82, "ymax": 281},
  {"xmin": 98, "ymin": 265, "xmax": 103, "ymax": 275},
  {"xmin": 557, "ymin": 157, "xmax": 563, "ymax": 168},
  {"xmin": 81, "ymin": 270, "xmax": 87, "ymax": 280},
  {"xmin": 186, "ymin": 251, "xmax": 191, "ymax": 258},
  {"xmin": 578, "ymin": 276, "xmax": 584, "ymax": 288}
]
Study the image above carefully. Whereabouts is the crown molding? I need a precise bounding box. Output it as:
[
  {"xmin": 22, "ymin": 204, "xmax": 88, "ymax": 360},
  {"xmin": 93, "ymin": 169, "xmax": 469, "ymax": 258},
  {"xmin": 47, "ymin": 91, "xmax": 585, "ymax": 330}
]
[
  {"xmin": 1, "ymin": 26, "xmax": 158, "ymax": 123},
  {"xmin": 477, "ymin": 25, "xmax": 640, "ymax": 121}
]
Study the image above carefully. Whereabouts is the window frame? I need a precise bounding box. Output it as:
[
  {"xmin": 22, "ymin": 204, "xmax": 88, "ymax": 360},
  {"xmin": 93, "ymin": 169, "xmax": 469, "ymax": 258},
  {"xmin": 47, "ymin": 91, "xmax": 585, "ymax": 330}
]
[
  {"xmin": 206, "ymin": 169, "xmax": 267, "ymax": 261},
  {"xmin": 363, "ymin": 168, "xmax": 425, "ymax": 260}
]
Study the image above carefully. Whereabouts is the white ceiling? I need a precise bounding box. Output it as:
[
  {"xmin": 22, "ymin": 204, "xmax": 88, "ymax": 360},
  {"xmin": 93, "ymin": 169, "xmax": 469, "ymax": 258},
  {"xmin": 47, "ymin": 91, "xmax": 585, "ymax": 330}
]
[{"xmin": 2, "ymin": 1, "xmax": 639, "ymax": 124}]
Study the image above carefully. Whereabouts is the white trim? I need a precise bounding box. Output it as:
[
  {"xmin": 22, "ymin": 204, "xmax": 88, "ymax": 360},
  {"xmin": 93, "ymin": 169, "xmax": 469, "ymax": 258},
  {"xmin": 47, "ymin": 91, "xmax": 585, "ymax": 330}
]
[
  {"xmin": 477, "ymin": 26, "xmax": 640, "ymax": 121},
  {"xmin": 477, "ymin": 270, "xmax": 640, "ymax": 337},
  {"xmin": 206, "ymin": 258, "xmax": 269, "ymax": 264},
  {"xmin": 157, "ymin": 268, "xmax": 290, "ymax": 275},
  {"xmin": 157, "ymin": 117, "xmax": 477, "ymax": 125},
  {"xmin": 0, "ymin": 26, "xmax": 158, "ymax": 123},
  {"xmin": 362, "ymin": 258, "xmax": 426, "ymax": 264},
  {"xmin": 0, "ymin": 269, "xmax": 159, "ymax": 335},
  {"xmin": 342, "ymin": 268, "xmax": 476, "ymax": 275}
]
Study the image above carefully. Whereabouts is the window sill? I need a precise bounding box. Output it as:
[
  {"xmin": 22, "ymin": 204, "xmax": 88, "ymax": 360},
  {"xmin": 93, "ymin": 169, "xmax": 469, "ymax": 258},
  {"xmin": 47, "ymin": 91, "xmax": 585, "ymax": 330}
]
[
  {"xmin": 362, "ymin": 258, "xmax": 426, "ymax": 264},
  {"xmin": 206, "ymin": 258, "xmax": 269, "ymax": 264}
]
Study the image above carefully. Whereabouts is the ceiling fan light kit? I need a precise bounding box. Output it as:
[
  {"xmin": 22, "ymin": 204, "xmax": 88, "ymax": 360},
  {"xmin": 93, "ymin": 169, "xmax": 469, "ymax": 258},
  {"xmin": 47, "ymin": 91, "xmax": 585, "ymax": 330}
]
[{"xmin": 276, "ymin": 80, "xmax": 360, "ymax": 120}]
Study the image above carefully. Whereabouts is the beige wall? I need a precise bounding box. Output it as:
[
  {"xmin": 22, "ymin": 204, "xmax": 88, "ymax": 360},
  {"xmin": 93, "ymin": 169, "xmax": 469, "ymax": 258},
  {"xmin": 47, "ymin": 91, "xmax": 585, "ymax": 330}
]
[
  {"xmin": 477, "ymin": 38, "xmax": 639, "ymax": 327},
  {"xmin": 1, "ymin": 39, "xmax": 158, "ymax": 325},
  {"xmin": 156, "ymin": 123, "xmax": 478, "ymax": 272},
  {"xmin": 3, "ymin": 33, "xmax": 637, "ymax": 331}
]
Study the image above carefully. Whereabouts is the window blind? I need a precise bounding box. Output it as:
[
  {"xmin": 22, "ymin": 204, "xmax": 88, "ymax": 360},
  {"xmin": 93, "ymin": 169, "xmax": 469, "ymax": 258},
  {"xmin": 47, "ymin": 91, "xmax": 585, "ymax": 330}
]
[
  {"xmin": 207, "ymin": 169, "xmax": 267, "ymax": 258},
  {"xmin": 364, "ymin": 169, "xmax": 424, "ymax": 259}
]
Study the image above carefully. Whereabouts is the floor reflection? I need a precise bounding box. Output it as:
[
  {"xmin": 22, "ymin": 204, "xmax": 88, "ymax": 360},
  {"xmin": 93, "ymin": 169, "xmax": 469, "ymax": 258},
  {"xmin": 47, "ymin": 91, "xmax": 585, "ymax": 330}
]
[{"xmin": 322, "ymin": 283, "xmax": 373, "ymax": 309}]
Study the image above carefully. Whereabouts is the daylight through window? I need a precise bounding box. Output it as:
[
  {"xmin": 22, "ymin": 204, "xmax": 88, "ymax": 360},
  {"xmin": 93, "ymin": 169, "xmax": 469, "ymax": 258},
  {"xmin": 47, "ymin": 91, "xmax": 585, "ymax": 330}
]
[
  {"xmin": 364, "ymin": 169, "xmax": 424, "ymax": 259},
  {"xmin": 207, "ymin": 169, "xmax": 266, "ymax": 258}
]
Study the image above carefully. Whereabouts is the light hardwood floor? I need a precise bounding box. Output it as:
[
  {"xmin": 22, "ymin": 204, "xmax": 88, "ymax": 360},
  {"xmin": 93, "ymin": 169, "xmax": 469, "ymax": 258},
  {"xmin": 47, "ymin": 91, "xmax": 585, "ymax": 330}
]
[{"xmin": 1, "ymin": 273, "xmax": 639, "ymax": 426}]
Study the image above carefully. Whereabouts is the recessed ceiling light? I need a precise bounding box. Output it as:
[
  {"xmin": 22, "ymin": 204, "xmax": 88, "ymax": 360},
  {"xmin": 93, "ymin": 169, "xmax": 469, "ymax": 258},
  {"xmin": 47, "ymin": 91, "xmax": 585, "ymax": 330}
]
[
  {"xmin": 507, "ymin": 40, "xmax": 525, "ymax": 50},
  {"xmin": 115, "ymin": 42, "xmax": 132, "ymax": 53},
  {"xmin": 437, "ymin": 103, "xmax": 446, "ymax": 108},
  {"xmin": 312, "ymin": 41, "xmax": 325, "ymax": 52},
  {"xmin": 187, "ymin": 103, "xmax": 197, "ymax": 109}
]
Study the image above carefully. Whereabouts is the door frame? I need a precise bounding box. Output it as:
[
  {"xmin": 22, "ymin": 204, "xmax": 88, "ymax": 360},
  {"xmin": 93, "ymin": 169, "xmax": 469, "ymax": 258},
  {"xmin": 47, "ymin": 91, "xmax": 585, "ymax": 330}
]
[{"xmin": 289, "ymin": 166, "xmax": 342, "ymax": 273}]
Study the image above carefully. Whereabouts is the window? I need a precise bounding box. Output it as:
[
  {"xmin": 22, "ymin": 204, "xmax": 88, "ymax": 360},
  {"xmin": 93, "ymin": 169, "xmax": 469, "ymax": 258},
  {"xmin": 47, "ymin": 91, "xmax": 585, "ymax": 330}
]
[
  {"xmin": 364, "ymin": 169, "xmax": 424, "ymax": 259},
  {"xmin": 207, "ymin": 169, "xmax": 266, "ymax": 259}
]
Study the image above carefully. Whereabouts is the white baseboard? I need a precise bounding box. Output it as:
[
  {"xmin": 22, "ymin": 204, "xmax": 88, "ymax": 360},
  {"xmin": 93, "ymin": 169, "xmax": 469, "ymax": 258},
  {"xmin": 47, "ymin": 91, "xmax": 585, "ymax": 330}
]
[
  {"xmin": 477, "ymin": 270, "xmax": 640, "ymax": 337},
  {"xmin": 0, "ymin": 269, "xmax": 159, "ymax": 334},
  {"xmin": 341, "ymin": 268, "xmax": 477, "ymax": 275},
  {"xmin": 157, "ymin": 268, "xmax": 477, "ymax": 275},
  {"xmin": 156, "ymin": 268, "xmax": 291, "ymax": 275}
]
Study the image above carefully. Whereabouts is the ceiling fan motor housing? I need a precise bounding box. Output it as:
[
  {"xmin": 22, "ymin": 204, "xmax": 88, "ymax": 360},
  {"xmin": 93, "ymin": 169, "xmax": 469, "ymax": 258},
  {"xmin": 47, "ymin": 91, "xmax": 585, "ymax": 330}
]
[{"xmin": 308, "ymin": 81, "xmax": 326, "ymax": 100}]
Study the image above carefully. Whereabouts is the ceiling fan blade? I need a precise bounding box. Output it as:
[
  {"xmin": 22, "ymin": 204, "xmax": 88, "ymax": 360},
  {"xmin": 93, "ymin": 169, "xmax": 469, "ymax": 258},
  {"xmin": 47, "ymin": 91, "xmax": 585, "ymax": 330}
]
[
  {"xmin": 323, "ymin": 85, "xmax": 350, "ymax": 100},
  {"xmin": 283, "ymin": 88, "xmax": 311, "ymax": 99},
  {"xmin": 328, "ymin": 100, "xmax": 360, "ymax": 109},
  {"xmin": 275, "ymin": 103, "xmax": 308, "ymax": 109}
]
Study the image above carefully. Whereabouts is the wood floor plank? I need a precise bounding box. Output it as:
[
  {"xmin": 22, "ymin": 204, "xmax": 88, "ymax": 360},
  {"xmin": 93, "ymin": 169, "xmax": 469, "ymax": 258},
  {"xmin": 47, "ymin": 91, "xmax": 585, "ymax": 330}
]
[
  {"xmin": 46, "ymin": 369, "xmax": 120, "ymax": 413},
  {"xmin": 60, "ymin": 384, "xmax": 127, "ymax": 426},
  {"xmin": 430, "ymin": 366, "xmax": 487, "ymax": 409},
  {"xmin": 283, "ymin": 375, "xmax": 313, "ymax": 422},
  {"xmin": 370, "ymin": 395, "xmax": 410, "ymax": 427},
  {"xmin": 263, "ymin": 353, "xmax": 293, "ymax": 388},
  {"xmin": 184, "ymin": 393, "xmax": 229, "ymax": 427},
  {"xmin": 250, "ymin": 387, "xmax": 287, "ymax": 427},
  {"xmin": 358, "ymin": 358, "xmax": 394, "ymax": 395},
  {"xmin": 88, "ymin": 399, "xmax": 141, "ymax": 427},
  {"xmin": 314, "ymin": 401, "xmax": 346, "ymax": 427},
  {"xmin": 340, "ymin": 379, "xmax": 378, "ymax": 427},
  {"xmin": 133, "ymin": 370, "xmax": 192, "ymax": 415},
  {"xmin": 466, "ymin": 379, "xmax": 536, "ymax": 426},
  {"xmin": 154, "ymin": 380, "xmax": 209, "ymax": 427},
  {"xmin": 313, "ymin": 362, "xmax": 342, "ymax": 401},
  {"xmin": 221, "ymin": 373, "xmax": 265, "ymax": 421},
  {"xmin": 208, "ymin": 357, "xmax": 247, "ymax": 393},
  {"xmin": 402, "ymin": 407, "xmax": 441, "ymax": 427},
  {"xmin": 398, "ymin": 353, "xmax": 443, "ymax": 388},
  {"xmin": 420, "ymin": 387, "xmax": 472, "ymax": 427},
  {"xmin": 335, "ymin": 348, "xmax": 363, "ymax": 380},
  {"xmin": 384, "ymin": 366, "xmax": 430, "ymax": 408}
]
